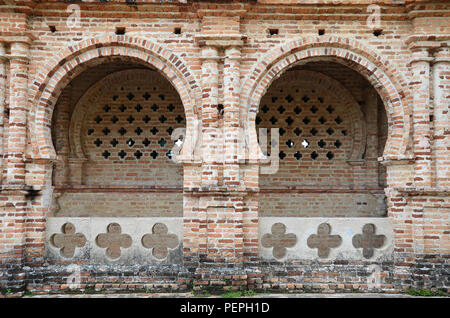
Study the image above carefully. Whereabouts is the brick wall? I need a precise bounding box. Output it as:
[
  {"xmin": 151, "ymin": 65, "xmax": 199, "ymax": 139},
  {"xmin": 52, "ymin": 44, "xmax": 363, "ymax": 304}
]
[
  {"xmin": 0, "ymin": 1, "xmax": 448, "ymax": 295},
  {"xmin": 51, "ymin": 67, "xmax": 185, "ymax": 218},
  {"xmin": 257, "ymin": 69, "xmax": 386, "ymax": 217}
]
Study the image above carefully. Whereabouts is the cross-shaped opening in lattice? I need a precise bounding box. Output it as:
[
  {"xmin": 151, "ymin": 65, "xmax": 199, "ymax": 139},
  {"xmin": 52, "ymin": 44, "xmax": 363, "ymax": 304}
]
[{"xmin": 302, "ymin": 139, "xmax": 310, "ymax": 148}]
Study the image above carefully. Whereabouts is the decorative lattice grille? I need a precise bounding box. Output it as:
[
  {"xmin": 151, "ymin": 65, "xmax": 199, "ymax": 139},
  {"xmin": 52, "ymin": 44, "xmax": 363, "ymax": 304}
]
[
  {"xmin": 83, "ymin": 74, "xmax": 185, "ymax": 163},
  {"xmin": 257, "ymin": 70, "xmax": 354, "ymax": 186},
  {"xmin": 77, "ymin": 70, "xmax": 185, "ymax": 186}
]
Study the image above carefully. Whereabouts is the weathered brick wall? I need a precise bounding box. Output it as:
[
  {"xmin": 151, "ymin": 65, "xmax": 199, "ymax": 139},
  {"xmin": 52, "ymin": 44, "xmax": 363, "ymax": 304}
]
[
  {"xmin": 257, "ymin": 69, "xmax": 386, "ymax": 217},
  {"xmin": 388, "ymin": 191, "xmax": 449, "ymax": 290},
  {"xmin": 0, "ymin": 1, "xmax": 448, "ymax": 295},
  {"xmin": 259, "ymin": 192, "xmax": 386, "ymax": 217},
  {"xmin": 50, "ymin": 68, "xmax": 185, "ymax": 217},
  {"xmin": 53, "ymin": 191, "xmax": 183, "ymax": 217}
]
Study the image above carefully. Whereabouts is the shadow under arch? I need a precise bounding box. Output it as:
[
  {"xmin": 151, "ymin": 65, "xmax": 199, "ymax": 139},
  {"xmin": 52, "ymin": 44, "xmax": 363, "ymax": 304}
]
[
  {"xmin": 241, "ymin": 36, "xmax": 411, "ymax": 162},
  {"xmin": 28, "ymin": 35, "xmax": 201, "ymax": 162}
]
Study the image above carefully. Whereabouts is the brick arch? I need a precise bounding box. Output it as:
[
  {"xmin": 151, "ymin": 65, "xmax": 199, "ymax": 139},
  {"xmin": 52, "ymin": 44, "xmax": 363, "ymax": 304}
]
[
  {"xmin": 242, "ymin": 36, "xmax": 410, "ymax": 161},
  {"xmin": 28, "ymin": 35, "xmax": 201, "ymax": 161}
]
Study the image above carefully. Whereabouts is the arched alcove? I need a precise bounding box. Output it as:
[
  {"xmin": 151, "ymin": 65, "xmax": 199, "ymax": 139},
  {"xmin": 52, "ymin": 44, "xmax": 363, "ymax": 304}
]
[
  {"xmin": 257, "ymin": 66, "xmax": 387, "ymax": 217},
  {"xmin": 50, "ymin": 61, "xmax": 186, "ymax": 218}
]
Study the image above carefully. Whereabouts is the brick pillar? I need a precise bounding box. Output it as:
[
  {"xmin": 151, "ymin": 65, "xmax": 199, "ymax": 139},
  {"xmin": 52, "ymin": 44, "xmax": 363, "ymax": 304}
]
[
  {"xmin": 410, "ymin": 49, "xmax": 433, "ymax": 187},
  {"xmin": 6, "ymin": 42, "xmax": 29, "ymax": 185},
  {"xmin": 203, "ymin": 203, "xmax": 244, "ymax": 267},
  {"xmin": 1, "ymin": 41, "xmax": 29, "ymax": 292},
  {"xmin": 432, "ymin": 47, "xmax": 450, "ymax": 187},
  {"xmin": 200, "ymin": 46, "xmax": 220, "ymax": 187},
  {"xmin": 223, "ymin": 46, "xmax": 241, "ymax": 187},
  {"xmin": 0, "ymin": 42, "xmax": 6, "ymax": 183},
  {"xmin": 53, "ymin": 85, "xmax": 71, "ymax": 186}
]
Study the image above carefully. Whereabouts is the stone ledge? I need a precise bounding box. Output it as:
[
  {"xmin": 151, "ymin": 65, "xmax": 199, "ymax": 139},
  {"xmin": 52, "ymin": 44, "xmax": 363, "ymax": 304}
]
[
  {"xmin": 378, "ymin": 155, "xmax": 414, "ymax": 166},
  {"xmin": 394, "ymin": 187, "xmax": 450, "ymax": 196},
  {"xmin": 0, "ymin": 184, "xmax": 40, "ymax": 194},
  {"xmin": 54, "ymin": 186, "xmax": 183, "ymax": 193},
  {"xmin": 195, "ymin": 34, "xmax": 247, "ymax": 48},
  {"xmin": 260, "ymin": 187, "xmax": 385, "ymax": 194},
  {"xmin": 184, "ymin": 186, "xmax": 259, "ymax": 195}
]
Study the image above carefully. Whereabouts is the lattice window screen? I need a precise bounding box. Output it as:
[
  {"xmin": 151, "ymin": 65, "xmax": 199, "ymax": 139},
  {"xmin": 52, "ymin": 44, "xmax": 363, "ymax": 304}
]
[{"xmin": 256, "ymin": 70, "xmax": 353, "ymax": 186}]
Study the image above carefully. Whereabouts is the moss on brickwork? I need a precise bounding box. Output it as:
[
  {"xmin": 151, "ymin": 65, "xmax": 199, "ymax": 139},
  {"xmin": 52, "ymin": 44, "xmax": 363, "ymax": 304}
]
[{"xmin": 406, "ymin": 288, "xmax": 447, "ymax": 297}]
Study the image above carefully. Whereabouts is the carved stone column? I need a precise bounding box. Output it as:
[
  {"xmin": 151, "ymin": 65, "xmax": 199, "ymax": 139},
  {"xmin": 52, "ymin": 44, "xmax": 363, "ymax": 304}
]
[
  {"xmin": 364, "ymin": 86, "xmax": 379, "ymax": 188},
  {"xmin": 432, "ymin": 47, "xmax": 450, "ymax": 187},
  {"xmin": 53, "ymin": 85, "xmax": 71, "ymax": 186},
  {"xmin": 186, "ymin": 32, "xmax": 250, "ymax": 272},
  {"xmin": 200, "ymin": 46, "xmax": 220, "ymax": 187},
  {"xmin": 223, "ymin": 46, "xmax": 241, "ymax": 187},
  {"xmin": 0, "ymin": 42, "xmax": 6, "ymax": 183},
  {"xmin": 409, "ymin": 48, "xmax": 434, "ymax": 187}
]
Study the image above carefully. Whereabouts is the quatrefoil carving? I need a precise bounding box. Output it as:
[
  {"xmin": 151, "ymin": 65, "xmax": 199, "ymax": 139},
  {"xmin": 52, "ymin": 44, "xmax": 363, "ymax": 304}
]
[
  {"xmin": 352, "ymin": 223, "xmax": 386, "ymax": 259},
  {"xmin": 96, "ymin": 223, "xmax": 132, "ymax": 259},
  {"xmin": 307, "ymin": 223, "xmax": 342, "ymax": 258},
  {"xmin": 142, "ymin": 223, "xmax": 179, "ymax": 259},
  {"xmin": 261, "ymin": 223, "xmax": 297, "ymax": 259},
  {"xmin": 50, "ymin": 223, "xmax": 86, "ymax": 258}
]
